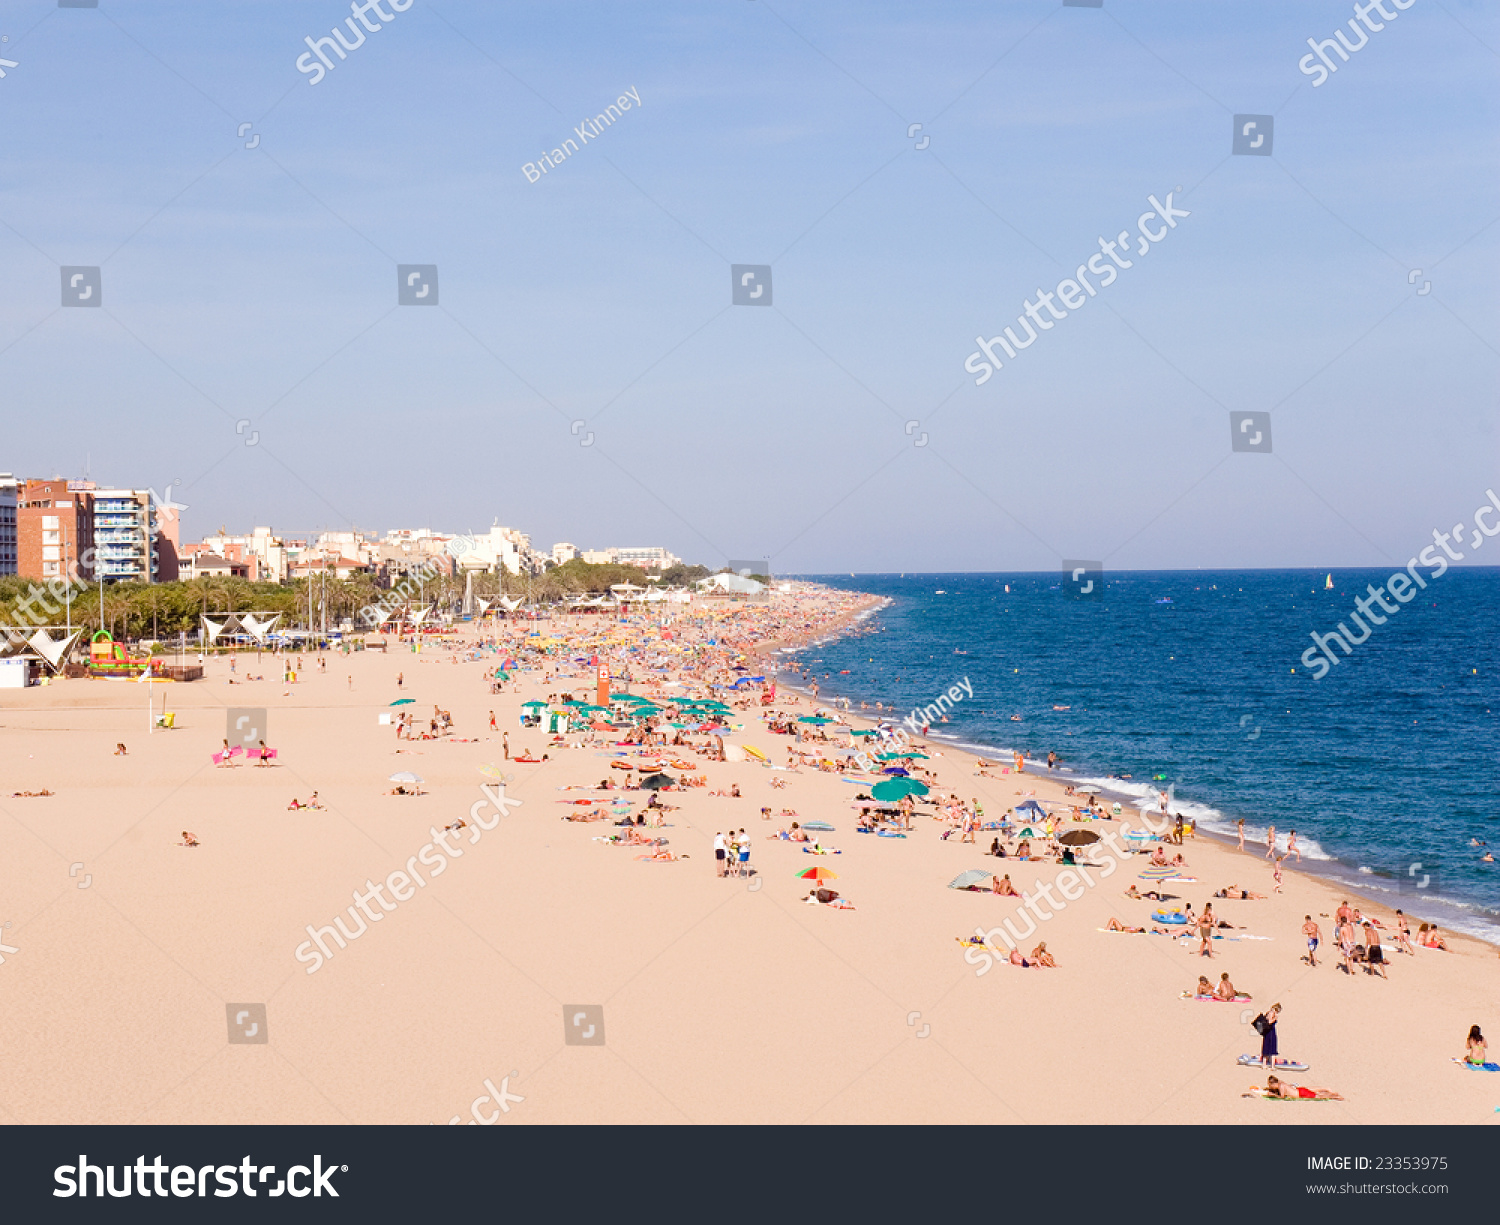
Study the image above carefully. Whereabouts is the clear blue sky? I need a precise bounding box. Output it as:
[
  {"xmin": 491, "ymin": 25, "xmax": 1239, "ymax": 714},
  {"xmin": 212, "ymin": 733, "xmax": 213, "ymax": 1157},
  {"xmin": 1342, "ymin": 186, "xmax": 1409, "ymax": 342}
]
[{"xmin": 1, "ymin": 0, "xmax": 1495, "ymax": 573}]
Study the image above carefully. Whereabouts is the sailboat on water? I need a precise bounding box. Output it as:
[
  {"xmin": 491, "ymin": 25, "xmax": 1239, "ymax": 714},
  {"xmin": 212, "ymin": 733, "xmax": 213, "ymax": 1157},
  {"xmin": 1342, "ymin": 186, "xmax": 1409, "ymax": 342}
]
[{"xmin": 1325, "ymin": 574, "xmax": 1334, "ymax": 590}]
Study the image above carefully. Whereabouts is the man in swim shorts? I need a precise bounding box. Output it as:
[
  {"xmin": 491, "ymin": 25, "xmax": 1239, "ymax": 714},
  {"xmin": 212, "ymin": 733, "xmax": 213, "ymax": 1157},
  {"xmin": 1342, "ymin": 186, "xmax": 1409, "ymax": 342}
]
[
  {"xmin": 1302, "ymin": 915, "xmax": 1320, "ymax": 967},
  {"xmin": 1363, "ymin": 921, "xmax": 1388, "ymax": 979}
]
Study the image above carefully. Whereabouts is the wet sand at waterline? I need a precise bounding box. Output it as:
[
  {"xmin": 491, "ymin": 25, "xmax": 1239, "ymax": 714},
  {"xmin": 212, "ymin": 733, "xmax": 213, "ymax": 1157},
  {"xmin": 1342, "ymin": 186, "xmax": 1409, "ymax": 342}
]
[{"xmin": 0, "ymin": 597, "xmax": 1495, "ymax": 1124}]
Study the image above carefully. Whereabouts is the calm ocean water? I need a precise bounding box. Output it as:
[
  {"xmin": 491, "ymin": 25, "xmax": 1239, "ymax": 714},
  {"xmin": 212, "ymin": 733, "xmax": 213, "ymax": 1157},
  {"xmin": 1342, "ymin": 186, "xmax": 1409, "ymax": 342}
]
[{"xmin": 781, "ymin": 571, "xmax": 1500, "ymax": 942}]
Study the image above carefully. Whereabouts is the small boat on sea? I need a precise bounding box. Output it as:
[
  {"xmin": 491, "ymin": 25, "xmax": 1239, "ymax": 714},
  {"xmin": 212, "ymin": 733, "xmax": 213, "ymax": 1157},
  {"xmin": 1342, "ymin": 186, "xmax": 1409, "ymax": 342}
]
[{"xmin": 1325, "ymin": 574, "xmax": 1334, "ymax": 590}]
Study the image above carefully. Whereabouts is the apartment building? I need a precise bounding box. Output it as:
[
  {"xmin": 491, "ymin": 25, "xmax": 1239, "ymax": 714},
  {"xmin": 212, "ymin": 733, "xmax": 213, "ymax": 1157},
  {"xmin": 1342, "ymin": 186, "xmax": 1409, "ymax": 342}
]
[
  {"xmin": 91, "ymin": 489, "xmax": 157, "ymax": 583},
  {"xmin": 0, "ymin": 474, "xmax": 16, "ymax": 576},
  {"xmin": 17, "ymin": 478, "xmax": 95, "ymax": 582}
]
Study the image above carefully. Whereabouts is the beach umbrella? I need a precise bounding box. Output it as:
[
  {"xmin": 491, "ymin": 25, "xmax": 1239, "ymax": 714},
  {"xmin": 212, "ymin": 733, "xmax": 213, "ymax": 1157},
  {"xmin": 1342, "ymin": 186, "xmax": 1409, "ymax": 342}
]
[
  {"xmin": 880, "ymin": 766, "xmax": 910, "ymax": 776},
  {"xmin": 639, "ymin": 773, "xmax": 674, "ymax": 789},
  {"xmin": 1138, "ymin": 865, "xmax": 1179, "ymax": 879},
  {"xmin": 872, "ymin": 778, "xmax": 928, "ymax": 801},
  {"xmin": 798, "ymin": 866, "xmax": 838, "ymax": 881},
  {"xmin": 850, "ymin": 729, "xmax": 877, "ymax": 737},
  {"xmin": 947, "ymin": 869, "xmax": 993, "ymax": 890},
  {"xmin": 477, "ymin": 764, "xmax": 509, "ymax": 780},
  {"xmin": 798, "ymin": 716, "xmax": 832, "ymax": 724},
  {"xmin": 388, "ymin": 772, "xmax": 424, "ymax": 784},
  {"xmin": 1015, "ymin": 800, "xmax": 1046, "ymax": 816},
  {"xmin": 802, "ymin": 821, "xmax": 835, "ymax": 832},
  {"xmin": 1058, "ymin": 829, "xmax": 1100, "ymax": 847},
  {"xmin": 389, "ymin": 698, "xmax": 415, "ymax": 706}
]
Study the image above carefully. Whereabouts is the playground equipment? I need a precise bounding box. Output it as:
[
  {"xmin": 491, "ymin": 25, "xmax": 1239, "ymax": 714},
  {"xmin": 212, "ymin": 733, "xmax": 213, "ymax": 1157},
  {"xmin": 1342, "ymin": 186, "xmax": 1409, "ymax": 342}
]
[{"xmin": 88, "ymin": 631, "xmax": 158, "ymax": 678}]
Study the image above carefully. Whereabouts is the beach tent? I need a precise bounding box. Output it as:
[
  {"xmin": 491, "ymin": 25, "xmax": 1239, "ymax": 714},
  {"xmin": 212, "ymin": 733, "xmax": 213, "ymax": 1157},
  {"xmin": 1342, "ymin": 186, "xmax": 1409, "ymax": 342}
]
[{"xmin": 947, "ymin": 869, "xmax": 993, "ymax": 890}]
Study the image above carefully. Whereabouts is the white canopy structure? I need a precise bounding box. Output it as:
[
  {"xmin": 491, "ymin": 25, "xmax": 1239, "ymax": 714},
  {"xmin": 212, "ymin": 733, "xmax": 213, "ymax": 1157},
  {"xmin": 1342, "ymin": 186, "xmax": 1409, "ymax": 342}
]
[{"xmin": 201, "ymin": 612, "xmax": 283, "ymax": 646}]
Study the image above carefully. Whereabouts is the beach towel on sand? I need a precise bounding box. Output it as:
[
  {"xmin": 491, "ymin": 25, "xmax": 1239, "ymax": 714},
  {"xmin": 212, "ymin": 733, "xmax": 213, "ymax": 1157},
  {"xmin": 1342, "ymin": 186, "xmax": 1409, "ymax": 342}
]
[{"xmin": 1452, "ymin": 1059, "xmax": 1500, "ymax": 1071}]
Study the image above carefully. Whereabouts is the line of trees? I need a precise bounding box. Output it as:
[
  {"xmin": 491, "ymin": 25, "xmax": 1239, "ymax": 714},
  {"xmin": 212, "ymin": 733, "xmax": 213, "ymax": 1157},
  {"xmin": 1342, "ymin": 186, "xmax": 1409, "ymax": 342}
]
[{"xmin": 0, "ymin": 561, "xmax": 715, "ymax": 642}]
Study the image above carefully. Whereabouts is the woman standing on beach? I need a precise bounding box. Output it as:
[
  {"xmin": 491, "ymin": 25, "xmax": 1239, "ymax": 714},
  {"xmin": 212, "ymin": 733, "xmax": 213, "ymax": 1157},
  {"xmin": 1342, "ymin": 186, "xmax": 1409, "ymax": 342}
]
[{"xmin": 1255, "ymin": 1004, "xmax": 1282, "ymax": 1065}]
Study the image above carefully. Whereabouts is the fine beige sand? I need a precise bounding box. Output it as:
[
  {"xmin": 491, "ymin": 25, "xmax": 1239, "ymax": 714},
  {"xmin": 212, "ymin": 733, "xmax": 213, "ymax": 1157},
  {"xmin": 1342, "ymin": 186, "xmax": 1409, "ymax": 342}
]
[{"xmin": 1, "ymin": 591, "xmax": 1496, "ymax": 1125}]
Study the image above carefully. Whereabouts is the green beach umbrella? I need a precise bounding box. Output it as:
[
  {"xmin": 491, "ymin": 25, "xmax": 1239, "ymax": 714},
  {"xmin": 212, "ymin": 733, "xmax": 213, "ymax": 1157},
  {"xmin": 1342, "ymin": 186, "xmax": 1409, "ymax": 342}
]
[{"xmin": 872, "ymin": 778, "xmax": 930, "ymax": 801}]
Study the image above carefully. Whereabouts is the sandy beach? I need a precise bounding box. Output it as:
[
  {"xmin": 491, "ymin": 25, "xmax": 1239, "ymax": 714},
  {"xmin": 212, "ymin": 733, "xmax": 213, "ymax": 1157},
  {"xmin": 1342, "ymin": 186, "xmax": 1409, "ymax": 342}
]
[{"xmin": 1, "ymin": 586, "xmax": 1496, "ymax": 1126}]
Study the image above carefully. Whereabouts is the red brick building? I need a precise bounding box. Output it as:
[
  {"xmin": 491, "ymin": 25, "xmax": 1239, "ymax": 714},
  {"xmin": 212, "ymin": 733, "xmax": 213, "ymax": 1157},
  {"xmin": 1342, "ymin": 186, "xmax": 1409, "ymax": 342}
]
[{"xmin": 18, "ymin": 479, "xmax": 94, "ymax": 583}]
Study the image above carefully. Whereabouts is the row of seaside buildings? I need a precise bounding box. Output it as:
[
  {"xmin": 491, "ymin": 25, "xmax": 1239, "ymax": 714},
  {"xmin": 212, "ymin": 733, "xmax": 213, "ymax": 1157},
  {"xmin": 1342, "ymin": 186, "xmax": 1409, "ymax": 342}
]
[{"xmin": 0, "ymin": 474, "xmax": 681, "ymax": 587}]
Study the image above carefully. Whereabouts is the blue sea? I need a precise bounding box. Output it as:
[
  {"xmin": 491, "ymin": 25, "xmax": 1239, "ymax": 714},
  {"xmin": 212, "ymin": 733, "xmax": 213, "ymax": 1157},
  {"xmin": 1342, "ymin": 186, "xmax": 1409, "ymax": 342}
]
[{"xmin": 779, "ymin": 571, "xmax": 1500, "ymax": 942}]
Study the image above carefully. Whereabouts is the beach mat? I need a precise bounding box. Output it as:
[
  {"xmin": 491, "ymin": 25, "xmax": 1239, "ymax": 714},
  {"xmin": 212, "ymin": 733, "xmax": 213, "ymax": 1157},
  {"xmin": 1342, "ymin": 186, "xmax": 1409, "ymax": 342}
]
[
  {"xmin": 1179, "ymin": 991, "xmax": 1252, "ymax": 1003},
  {"xmin": 1239, "ymin": 1055, "xmax": 1309, "ymax": 1071},
  {"xmin": 1452, "ymin": 1059, "xmax": 1500, "ymax": 1071}
]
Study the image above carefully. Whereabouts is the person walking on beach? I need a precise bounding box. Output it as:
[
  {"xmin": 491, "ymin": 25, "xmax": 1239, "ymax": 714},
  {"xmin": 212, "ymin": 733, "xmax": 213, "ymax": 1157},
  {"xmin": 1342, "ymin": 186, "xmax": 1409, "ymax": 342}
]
[
  {"xmin": 1265, "ymin": 825, "xmax": 1277, "ymax": 860},
  {"xmin": 397, "ymin": 672, "xmax": 403, "ymax": 688},
  {"xmin": 1286, "ymin": 828, "xmax": 1300, "ymax": 862},
  {"xmin": 1236, "ymin": 818, "xmax": 1245, "ymax": 852},
  {"xmin": 1302, "ymin": 915, "xmax": 1321, "ymax": 967},
  {"xmin": 503, "ymin": 732, "xmax": 510, "ymax": 760},
  {"xmin": 713, "ymin": 831, "xmax": 727, "ymax": 877},
  {"xmin": 1046, "ymin": 750, "xmax": 1056, "ymax": 771},
  {"xmin": 489, "ymin": 710, "xmax": 497, "ymax": 730},
  {"xmin": 1197, "ymin": 906, "xmax": 1215, "ymax": 958},
  {"xmin": 1363, "ymin": 921, "xmax": 1388, "ymax": 979},
  {"xmin": 1394, "ymin": 910, "xmax": 1415, "ymax": 955}
]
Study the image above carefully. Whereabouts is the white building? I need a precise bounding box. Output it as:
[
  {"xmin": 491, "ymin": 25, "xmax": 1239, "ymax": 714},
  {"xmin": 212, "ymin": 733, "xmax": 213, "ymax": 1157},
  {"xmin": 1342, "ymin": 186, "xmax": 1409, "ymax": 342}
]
[
  {"xmin": 579, "ymin": 546, "xmax": 683, "ymax": 570},
  {"xmin": 551, "ymin": 542, "xmax": 581, "ymax": 565},
  {"xmin": 457, "ymin": 523, "xmax": 538, "ymax": 576}
]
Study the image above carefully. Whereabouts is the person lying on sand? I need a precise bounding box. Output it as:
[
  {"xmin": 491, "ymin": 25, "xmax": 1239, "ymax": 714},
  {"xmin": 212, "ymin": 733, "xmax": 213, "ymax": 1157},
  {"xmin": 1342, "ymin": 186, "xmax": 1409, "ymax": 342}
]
[
  {"xmin": 635, "ymin": 849, "xmax": 680, "ymax": 861},
  {"xmin": 803, "ymin": 887, "xmax": 853, "ymax": 908},
  {"xmin": 10, "ymin": 790, "xmax": 54, "ymax": 797},
  {"xmin": 1125, "ymin": 885, "xmax": 1165, "ymax": 901},
  {"xmin": 1107, "ymin": 918, "xmax": 1145, "ymax": 933},
  {"xmin": 1247, "ymin": 1076, "xmax": 1342, "ymax": 1101},
  {"xmin": 1214, "ymin": 885, "xmax": 1266, "ymax": 899},
  {"xmin": 1008, "ymin": 948, "xmax": 1043, "ymax": 968}
]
